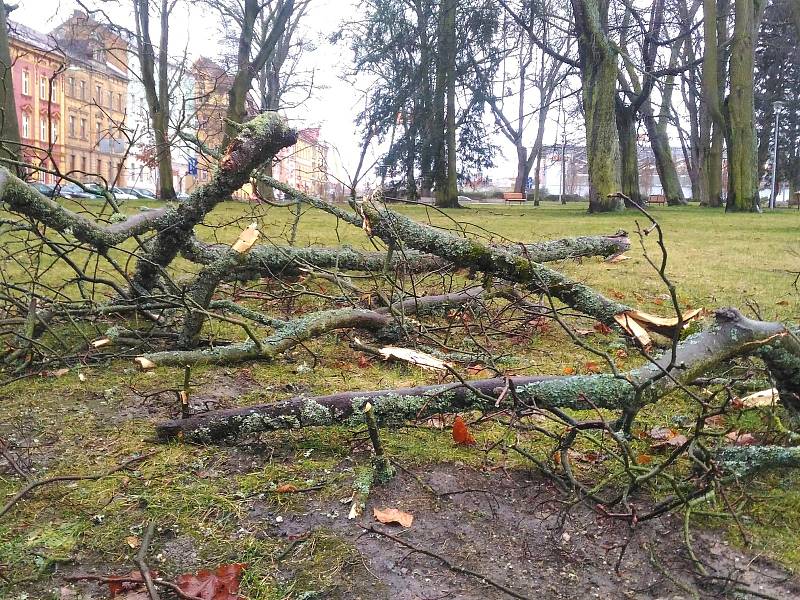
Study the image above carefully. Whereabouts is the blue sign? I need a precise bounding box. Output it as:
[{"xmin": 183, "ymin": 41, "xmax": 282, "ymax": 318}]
[
  {"xmin": 187, "ymin": 157, "xmax": 198, "ymax": 176},
  {"xmin": 525, "ymin": 177, "xmax": 533, "ymax": 191}
]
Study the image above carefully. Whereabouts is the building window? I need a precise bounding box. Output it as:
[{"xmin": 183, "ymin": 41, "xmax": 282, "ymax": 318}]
[
  {"xmin": 81, "ymin": 156, "xmax": 87, "ymax": 172},
  {"xmin": 21, "ymin": 70, "xmax": 30, "ymax": 95},
  {"xmin": 69, "ymin": 154, "xmax": 75, "ymax": 171},
  {"xmin": 107, "ymin": 90, "xmax": 113, "ymax": 108},
  {"xmin": 51, "ymin": 121, "xmax": 58, "ymax": 142},
  {"xmin": 95, "ymin": 85, "xmax": 101, "ymax": 103},
  {"xmin": 79, "ymin": 80, "xmax": 85, "ymax": 100},
  {"xmin": 68, "ymin": 77, "xmax": 74, "ymax": 97},
  {"xmin": 40, "ymin": 119, "xmax": 47, "ymax": 142},
  {"xmin": 21, "ymin": 113, "xmax": 30, "ymax": 138},
  {"xmin": 97, "ymin": 159, "xmax": 102, "ymax": 174},
  {"xmin": 95, "ymin": 121, "xmax": 101, "ymax": 138},
  {"xmin": 117, "ymin": 93, "xmax": 122, "ymax": 111},
  {"xmin": 80, "ymin": 118, "xmax": 86, "ymax": 139},
  {"xmin": 39, "ymin": 77, "xmax": 47, "ymax": 100},
  {"xmin": 69, "ymin": 115, "xmax": 75, "ymax": 137}
]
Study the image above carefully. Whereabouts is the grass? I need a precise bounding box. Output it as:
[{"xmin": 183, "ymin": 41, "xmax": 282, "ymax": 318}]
[{"xmin": 1, "ymin": 199, "xmax": 800, "ymax": 597}]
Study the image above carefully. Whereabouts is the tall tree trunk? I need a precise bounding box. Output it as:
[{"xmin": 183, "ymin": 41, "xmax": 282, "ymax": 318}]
[
  {"xmin": 513, "ymin": 144, "xmax": 529, "ymax": 193},
  {"xmin": 0, "ymin": 3, "xmax": 21, "ymax": 173},
  {"xmin": 700, "ymin": 0, "xmax": 728, "ymax": 208},
  {"xmin": 433, "ymin": 0, "xmax": 459, "ymax": 208},
  {"xmin": 134, "ymin": 0, "xmax": 176, "ymax": 200},
  {"xmin": 572, "ymin": 0, "xmax": 623, "ymax": 213},
  {"xmin": 615, "ymin": 101, "xmax": 642, "ymax": 206},
  {"xmin": 725, "ymin": 0, "xmax": 765, "ymax": 212}
]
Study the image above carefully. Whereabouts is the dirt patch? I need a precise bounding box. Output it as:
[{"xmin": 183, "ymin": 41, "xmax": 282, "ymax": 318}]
[{"xmin": 266, "ymin": 464, "xmax": 800, "ymax": 599}]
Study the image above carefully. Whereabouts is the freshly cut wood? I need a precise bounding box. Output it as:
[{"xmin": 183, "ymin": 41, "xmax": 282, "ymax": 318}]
[
  {"xmin": 739, "ymin": 388, "xmax": 779, "ymax": 408},
  {"xmin": 628, "ymin": 308, "xmax": 703, "ymax": 330},
  {"xmin": 134, "ymin": 356, "xmax": 156, "ymax": 371},
  {"xmin": 92, "ymin": 337, "xmax": 111, "ymax": 348},
  {"xmin": 606, "ymin": 253, "xmax": 630, "ymax": 263},
  {"xmin": 377, "ymin": 346, "xmax": 451, "ymax": 371},
  {"xmin": 613, "ymin": 312, "xmax": 652, "ymax": 347},
  {"xmin": 231, "ymin": 222, "xmax": 260, "ymax": 254}
]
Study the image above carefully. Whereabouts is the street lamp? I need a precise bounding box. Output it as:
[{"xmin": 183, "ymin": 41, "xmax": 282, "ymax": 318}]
[{"xmin": 770, "ymin": 100, "xmax": 784, "ymax": 210}]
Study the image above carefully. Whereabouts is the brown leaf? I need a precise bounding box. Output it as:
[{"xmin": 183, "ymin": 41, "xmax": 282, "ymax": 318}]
[
  {"xmin": 651, "ymin": 434, "xmax": 688, "ymax": 450},
  {"xmin": 584, "ymin": 361, "xmax": 601, "ymax": 374},
  {"xmin": 562, "ymin": 366, "xmax": 575, "ymax": 375},
  {"xmin": 176, "ymin": 563, "xmax": 247, "ymax": 600},
  {"xmin": 466, "ymin": 363, "xmax": 488, "ymax": 375},
  {"xmin": 452, "ymin": 415, "xmax": 476, "ymax": 446},
  {"xmin": 776, "ymin": 299, "xmax": 789, "ymax": 306},
  {"xmin": 275, "ymin": 484, "xmax": 299, "ymax": 494},
  {"xmin": 726, "ymin": 431, "xmax": 760, "ymax": 446},
  {"xmin": 373, "ymin": 507, "xmax": 414, "ymax": 527},
  {"xmin": 125, "ymin": 536, "xmax": 140, "ymax": 549},
  {"xmin": 704, "ymin": 414, "xmax": 726, "ymax": 428},
  {"xmin": 648, "ymin": 426, "xmax": 675, "ymax": 441},
  {"xmin": 357, "ymin": 354, "xmax": 370, "ymax": 368},
  {"xmin": 593, "ymin": 322, "xmax": 613, "ymax": 335},
  {"xmin": 636, "ymin": 453, "xmax": 653, "ymax": 465}
]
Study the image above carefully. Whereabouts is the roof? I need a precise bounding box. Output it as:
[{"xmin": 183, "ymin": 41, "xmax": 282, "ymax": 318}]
[{"xmin": 7, "ymin": 20, "xmax": 63, "ymax": 55}]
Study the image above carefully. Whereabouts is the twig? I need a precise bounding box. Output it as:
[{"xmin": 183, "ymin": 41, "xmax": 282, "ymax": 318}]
[
  {"xmin": 365, "ymin": 525, "xmax": 532, "ymax": 600},
  {"xmin": 0, "ymin": 453, "xmax": 154, "ymax": 520},
  {"xmin": 63, "ymin": 574, "xmax": 202, "ymax": 600},
  {"xmin": 135, "ymin": 521, "xmax": 160, "ymax": 600}
]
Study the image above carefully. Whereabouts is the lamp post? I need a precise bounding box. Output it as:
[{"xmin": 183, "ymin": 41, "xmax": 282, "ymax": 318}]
[{"xmin": 770, "ymin": 100, "xmax": 784, "ymax": 209}]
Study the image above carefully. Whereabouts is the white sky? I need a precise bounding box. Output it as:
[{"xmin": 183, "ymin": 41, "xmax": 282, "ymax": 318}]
[{"xmin": 10, "ymin": 0, "xmax": 571, "ymax": 189}]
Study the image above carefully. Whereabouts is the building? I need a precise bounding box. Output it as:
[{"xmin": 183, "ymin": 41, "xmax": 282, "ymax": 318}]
[
  {"xmin": 7, "ymin": 21, "xmax": 65, "ymax": 183},
  {"xmin": 50, "ymin": 10, "xmax": 130, "ymax": 186}
]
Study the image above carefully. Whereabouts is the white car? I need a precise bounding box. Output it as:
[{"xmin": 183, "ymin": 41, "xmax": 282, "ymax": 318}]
[{"xmin": 110, "ymin": 187, "xmax": 138, "ymax": 201}]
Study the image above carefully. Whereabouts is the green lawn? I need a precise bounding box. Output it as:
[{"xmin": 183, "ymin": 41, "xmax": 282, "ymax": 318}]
[{"xmin": 1, "ymin": 199, "xmax": 799, "ymax": 597}]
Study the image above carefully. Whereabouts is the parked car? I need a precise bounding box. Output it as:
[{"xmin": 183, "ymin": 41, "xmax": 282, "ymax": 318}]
[
  {"xmin": 128, "ymin": 187, "xmax": 158, "ymax": 200},
  {"xmin": 176, "ymin": 192, "xmax": 190, "ymax": 201},
  {"xmin": 27, "ymin": 181, "xmax": 56, "ymax": 197},
  {"xmin": 110, "ymin": 187, "xmax": 138, "ymax": 201},
  {"xmin": 58, "ymin": 183, "xmax": 102, "ymax": 199}
]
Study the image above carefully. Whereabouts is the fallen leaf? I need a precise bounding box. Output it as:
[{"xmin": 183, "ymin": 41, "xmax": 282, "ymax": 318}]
[
  {"xmin": 357, "ymin": 354, "xmax": 370, "ymax": 368},
  {"xmin": 584, "ymin": 360, "xmax": 601, "ymax": 373},
  {"xmin": 704, "ymin": 414, "xmax": 726, "ymax": 428},
  {"xmin": 275, "ymin": 484, "xmax": 299, "ymax": 494},
  {"xmin": 452, "ymin": 415, "xmax": 476, "ymax": 446},
  {"xmin": 377, "ymin": 346, "xmax": 451, "ymax": 371},
  {"xmin": 106, "ymin": 570, "xmax": 153, "ymax": 598},
  {"xmin": 125, "ymin": 536, "xmax": 140, "ymax": 549},
  {"xmin": 650, "ymin": 434, "xmax": 688, "ymax": 450},
  {"xmin": 466, "ymin": 363, "xmax": 488, "ymax": 375},
  {"xmin": 649, "ymin": 426, "xmax": 675, "ymax": 440},
  {"xmin": 636, "ymin": 454, "xmax": 653, "ymax": 465},
  {"xmin": 593, "ymin": 322, "xmax": 613, "ymax": 335},
  {"xmin": 50, "ymin": 367, "xmax": 69, "ymax": 377},
  {"xmin": 610, "ymin": 290, "xmax": 626, "ymax": 300},
  {"xmin": 562, "ymin": 366, "xmax": 575, "ymax": 375},
  {"xmin": 726, "ymin": 431, "xmax": 759, "ymax": 446},
  {"xmin": 373, "ymin": 507, "xmax": 414, "ymax": 527},
  {"xmin": 573, "ymin": 328, "xmax": 594, "ymax": 336},
  {"xmin": 177, "ymin": 563, "xmax": 247, "ymax": 600},
  {"xmin": 231, "ymin": 222, "xmax": 259, "ymax": 254}
]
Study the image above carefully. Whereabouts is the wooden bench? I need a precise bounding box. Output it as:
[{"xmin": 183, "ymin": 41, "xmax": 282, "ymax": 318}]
[
  {"xmin": 503, "ymin": 192, "xmax": 525, "ymax": 202},
  {"xmin": 647, "ymin": 194, "xmax": 667, "ymax": 205}
]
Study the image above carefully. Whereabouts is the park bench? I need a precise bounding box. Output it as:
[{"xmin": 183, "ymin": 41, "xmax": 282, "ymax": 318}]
[
  {"xmin": 503, "ymin": 192, "xmax": 525, "ymax": 202},
  {"xmin": 647, "ymin": 194, "xmax": 667, "ymax": 205}
]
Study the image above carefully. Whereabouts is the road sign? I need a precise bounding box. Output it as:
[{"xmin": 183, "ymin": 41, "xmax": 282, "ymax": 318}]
[{"xmin": 187, "ymin": 157, "xmax": 198, "ymax": 176}]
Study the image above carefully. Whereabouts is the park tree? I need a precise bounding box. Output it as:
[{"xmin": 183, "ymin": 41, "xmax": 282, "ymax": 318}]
[{"xmin": 0, "ymin": 3, "xmax": 20, "ymax": 172}]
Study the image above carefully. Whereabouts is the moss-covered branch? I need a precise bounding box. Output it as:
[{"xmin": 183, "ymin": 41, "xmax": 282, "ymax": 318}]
[{"xmin": 156, "ymin": 308, "xmax": 798, "ymax": 442}]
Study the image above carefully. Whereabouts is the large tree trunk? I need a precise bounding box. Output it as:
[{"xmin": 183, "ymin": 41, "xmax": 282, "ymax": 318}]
[
  {"xmin": 616, "ymin": 101, "xmax": 642, "ymax": 207},
  {"xmin": 433, "ymin": 0, "xmax": 459, "ymax": 208},
  {"xmin": 725, "ymin": 0, "xmax": 765, "ymax": 212},
  {"xmin": 572, "ymin": 0, "xmax": 623, "ymax": 213},
  {"xmin": 700, "ymin": 0, "xmax": 726, "ymax": 208},
  {"xmin": 0, "ymin": 4, "xmax": 21, "ymax": 173}
]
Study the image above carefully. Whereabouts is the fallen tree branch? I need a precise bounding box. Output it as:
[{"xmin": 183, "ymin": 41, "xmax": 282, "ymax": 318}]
[{"xmin": 156, "ymin": 308, "xmax": 800, "ymax": 442}]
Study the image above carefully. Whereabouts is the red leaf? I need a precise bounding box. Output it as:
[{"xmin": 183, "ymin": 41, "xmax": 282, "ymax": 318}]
[
  {"xmin": 275, "ymin": 483, "xmax": 299, "ymax": 493},
  {"xmin": 177, "ymin": 563, "xmax": 247, "ymax": 600},
  {"xmin": 452, "ymin": 415, "xmax": 476, "ymax": 446},
  {"xmin": 357, "ymin": 355, "xmax": 370, "ymax": 368},
  {"xmin": 584, "ymin": 361, "xmax": 601, "ymax": 373}
]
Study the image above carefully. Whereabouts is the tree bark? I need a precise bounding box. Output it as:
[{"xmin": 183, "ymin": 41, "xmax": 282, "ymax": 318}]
[
  {"xmin": 725, "ymin": 0, "xmax": 766, "ymax": 212},
  {"xmin": 0, "ymin": 3, "xmax": 21, "ymax": 173},
  {"xmin": 615, "ymin": 101, "xmax": 642, "ymax": 207},
  {"xmin": 700, "ymin": 0, "xmax": 727, "ymax": 207},
  {"xmin": 433, "ymin": 0, "xmax": 460, "ymax": 208},
  {"xmin": 572, "ymin": 0, "xmax": 623, "ymax": 213},
  {"xmin": 155, "ymin": 308, "xmax": 800, "ymax": 442}
]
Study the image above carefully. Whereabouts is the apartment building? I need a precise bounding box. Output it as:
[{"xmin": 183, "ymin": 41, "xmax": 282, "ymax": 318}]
[
  {"xmin": 7, "ymin": 21, "xmax": 65, "ymax": 183},
  {"xmin": 50, "ymin": 10, "xmax": 129, "ymax": 186}
]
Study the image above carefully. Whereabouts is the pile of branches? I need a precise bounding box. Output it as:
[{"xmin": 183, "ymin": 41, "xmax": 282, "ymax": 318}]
[{"xmin": 1, "ymin": 113, "xmax": 800, "ymax": 526}]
